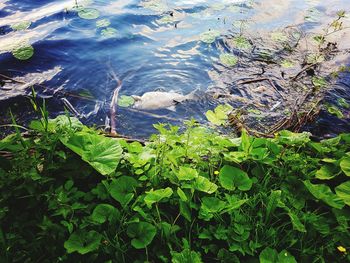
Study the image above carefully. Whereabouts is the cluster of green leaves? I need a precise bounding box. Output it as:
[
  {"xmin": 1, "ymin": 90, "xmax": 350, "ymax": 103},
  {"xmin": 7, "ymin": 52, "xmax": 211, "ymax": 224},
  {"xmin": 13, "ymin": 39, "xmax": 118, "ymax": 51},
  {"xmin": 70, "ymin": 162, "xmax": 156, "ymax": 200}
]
[{"xmin": 0, "ymin": 116, "xmax": 349, "ymax": 262}]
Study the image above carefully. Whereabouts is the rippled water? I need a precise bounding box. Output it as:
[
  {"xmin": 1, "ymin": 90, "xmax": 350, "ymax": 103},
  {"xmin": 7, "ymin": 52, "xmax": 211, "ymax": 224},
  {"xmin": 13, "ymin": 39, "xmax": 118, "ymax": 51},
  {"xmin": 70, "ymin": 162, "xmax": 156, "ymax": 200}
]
[{"xmin": 0, "ymin": 0, "xmax": 350, "ymax": 137}]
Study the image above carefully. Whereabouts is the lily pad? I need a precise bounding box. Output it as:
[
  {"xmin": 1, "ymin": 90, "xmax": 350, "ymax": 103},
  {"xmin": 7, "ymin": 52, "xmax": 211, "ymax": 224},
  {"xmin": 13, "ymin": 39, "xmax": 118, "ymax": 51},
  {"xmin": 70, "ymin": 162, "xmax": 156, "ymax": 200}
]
[
  {"xmin": 12, "ymin": 44, "xmax": 34, "ymax": 60},
  {"xmin": 11, "ymin": 21, "xmax": 31, "ymax": 31},
  {"xmin": 78, "ymin": 8, "xmax": 100, "ymax": 20},
  {"xmin": 220, "ymin": 54, "xmax": 238, "ymax": 67},
  {"xmin": 96, "ymin": 19, "xmax": 111, "ymax": 28},
  {"xmin": 231, "ymin": 36, "xmax": 251, "ymax": 49},
  {"xmin": 101, "ymin": 27, "xmax": 118, "ymax": 38},
  {"xmin": 200, "ymin": 30, "xmax": 220, "ymax": 44},
  {"xmin": 118, "ymin": 95, "xmax": 134, "ymax": 107}
]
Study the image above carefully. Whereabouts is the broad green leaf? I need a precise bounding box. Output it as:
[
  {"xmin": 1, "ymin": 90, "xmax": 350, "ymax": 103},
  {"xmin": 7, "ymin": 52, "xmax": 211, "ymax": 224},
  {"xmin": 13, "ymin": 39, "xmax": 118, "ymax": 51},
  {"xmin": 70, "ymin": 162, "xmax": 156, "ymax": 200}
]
[
  {"xmin": 101, "ymin": 27, "xmax": 118, "ymax": 38},
  {"xmin": 241, "ymin": 129, "xmax": 251, "ymax": 154},
  {"xmin": 335, "ymin": 181, "xmax": 350, "ymax": 206},
  {"xmin": 144, "ymin": 187, "xmax": 173, "ymax": 207},
  {"xmin": 177, "ymin": 166, "xmax": 198, "ymax": 181},
  {"xmin": 91, "ymin": 204, "xmax": 119, "ymax": 224},
  {"xmin": 11, "ymin": 21, "xmax": 31, "ymax": 31},
  {"xmin": 315, "ymin": 165, "xmax": 337, "ymax": 180},
  {"xmin": 171, "ymin": 249, "xmax": 203, "ymax": 263},
  {"xmin": 277, "ymin": 250, "xmax": 297, "ymax": 263},
  {"xmin": 303, "ymin": 180, "xmax": 345, "ymax": 209},
  {"xmin": 338, "ymin": 98, "xmax": 350, "ymax": 108},
  {"xmin": 206, "ymin": 104, "xmax": 233, "ymax": 126},
  {"xmin": 62, "ymin": 132, "xmax": 123, "ymax": 175},
  {"xmin": 118, "ymin": 95, "xmax": 135, "ymax": 107},
  {"xmin": 219, "ymin": 165, "xmax": 252, "ymax": 191},
  {"xmin": 288, "ymin": 212, "xmax": 306, "ymax": 232},
  {"xmin": 259, "ymin": 247, "xmax": 278, "ymax": 263},
  {"xmin": 177, "ymin": 187, "xmax": 188, "ymax": 201},
  {"xmin": 200, "ymin": 30, "xmax": 220, "ymax": 44},
  {"xmin": 231, "ymin": 36, "xmax": 251, "ymax": 49},
  {"xmin": 201, "ymin": 197, "xmax": 226, "ymax": 213},
  {"xmin": 12, "ymin": 44, "xmax": 34, "ymax": 60},
  {"xmin": 127, "ymin": 222, "xmax": 156, "ymax": 249},
  {"xmin": 277, "ymin": 130, "xmax": 311, "ymax": 145},
  {"xmin": 265, "ymin": 190, "xmax": 281, "ymax": 223},
  {"xmin": 64, "ymin": 230, "xmax": 102, "ymax": 254},
  {"xmin": 109, "ymin": 176, "xmax": 138, "ymax": 206},
  {"xmin": 312, "ymin": 76, "xmax": 327, "ymax": 88},
  {"xmin": 219, "ymin": 54, "xmax": 238, "ymax": 67},
  {"xmin": 340, "ymin": 157, "xmax": 350, "ymax": 176},
  {"xmin": 327, "ymin": 105, "xmax": 344, "ymax": 118},
  {"xmin": 179, "ymin": 201, "xmax": 191, "ymax": 222},
  {"xmin": 78, "ymin": 8, "xmax": 100, "ymax": 20},
  {"xmin": 194, "ymin": 176, "xmax": 218, "ymax": 194},
  {"xmin": 96, "ymin": 19, "xmax": 111, "ymax": 28}
]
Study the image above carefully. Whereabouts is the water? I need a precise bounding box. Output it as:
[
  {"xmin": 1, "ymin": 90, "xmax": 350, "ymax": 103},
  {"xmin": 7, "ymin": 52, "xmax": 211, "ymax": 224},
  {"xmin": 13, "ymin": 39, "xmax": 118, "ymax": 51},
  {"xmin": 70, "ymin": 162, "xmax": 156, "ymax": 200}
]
[{"xmin": 0, "ymin": 0, "xmax": 350, "ymax": 138}]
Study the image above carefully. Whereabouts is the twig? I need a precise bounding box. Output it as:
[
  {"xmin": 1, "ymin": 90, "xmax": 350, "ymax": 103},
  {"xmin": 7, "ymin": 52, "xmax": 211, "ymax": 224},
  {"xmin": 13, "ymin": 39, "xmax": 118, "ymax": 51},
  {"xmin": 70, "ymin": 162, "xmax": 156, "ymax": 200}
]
[{"xmin": 291, "ymin": 63, "xmax": 318, "ymax": 81}]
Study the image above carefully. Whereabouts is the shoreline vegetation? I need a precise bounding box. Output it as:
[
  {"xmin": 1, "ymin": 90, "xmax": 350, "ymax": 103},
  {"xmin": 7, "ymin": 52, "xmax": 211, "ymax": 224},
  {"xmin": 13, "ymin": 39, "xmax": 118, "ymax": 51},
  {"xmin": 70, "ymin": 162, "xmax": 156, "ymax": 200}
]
[{"xmin": 1, "ymin": 112, "xmax": 349, "ymax": 262}]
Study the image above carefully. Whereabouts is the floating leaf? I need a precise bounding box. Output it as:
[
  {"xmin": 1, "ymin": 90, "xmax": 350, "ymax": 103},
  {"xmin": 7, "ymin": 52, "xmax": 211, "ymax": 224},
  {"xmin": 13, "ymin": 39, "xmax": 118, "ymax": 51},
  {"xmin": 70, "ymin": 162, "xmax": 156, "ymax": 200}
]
[
  {"xmin": 144, "ymin": 187, "xmax": 173, "ymax": 207},
  {"xmin": 64, "ymin": 230, "xmax": 102, "ymax": 254},
  {"xmin": 96, "ymin": 19, "xmax": 111, "ymax": 28},
  {"xmin": 219, "ymin": 54, "xmax": 238, "ymax": 67},
  {"xmin": 338, "ymin": 98, "xmax": 350, "ymax": 108},
  {"xmin": 231, "ymin": 36, "xmax": 251, "ymax": 49},
  {"xmin": 101, "ymin": 27, "xmax": 118, "ymax": 38},
  {"xmin": 12, "ymin": 44, "xmax": 34, "ymax": 60},
  {"xmin": 118, "ymin": 95, "xmax": 135, "ymax": 107},
  {"xmin": 78, "ymin": 8, "xmax": 100, "ymax": 20},
  {"xmin": 303, "ymin": 180, "xmax": 345, "ymax": 209},
  {"xmin": 219, "ymin": 165, "xmax": 252, "ymax": 191},
  {"xmin": 127, "ymin": 222, "xmax": 156, "ymax": 249},
  {"xmin": 335, "ymin": 181, "xmax": 350, "ymax": 206},
  {"xmin": 11, "ymin": 21, "xmax": 31, "ymax": 31},
  {"xmin": 280, "ymin": 59, "xmax": 295, "ymax": 68},
  {"xmin": 340, "ymin": 157, "xmax": 350, "ymax": 176},
  {"xmin": 200, "ymin": 30, "xmax": 220, "ymax": 44},
  {"xmin": 109, "ymin": 176, "xmax": 138, "ymax": 206}
]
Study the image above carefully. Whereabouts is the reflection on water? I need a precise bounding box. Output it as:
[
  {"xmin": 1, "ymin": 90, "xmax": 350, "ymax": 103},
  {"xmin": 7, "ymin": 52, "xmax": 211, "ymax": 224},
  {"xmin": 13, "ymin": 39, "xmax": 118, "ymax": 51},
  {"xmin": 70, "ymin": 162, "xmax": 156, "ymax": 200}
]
[{"xmin": 0, "ymin": 0, "xmax": 350, "ymax": 137}]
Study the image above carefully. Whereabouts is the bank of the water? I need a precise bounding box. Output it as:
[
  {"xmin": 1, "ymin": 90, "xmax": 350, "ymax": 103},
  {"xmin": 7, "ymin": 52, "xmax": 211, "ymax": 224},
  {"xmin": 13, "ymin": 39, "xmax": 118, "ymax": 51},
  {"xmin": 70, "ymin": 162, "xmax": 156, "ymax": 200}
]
[{"xmin": 1, "ymin": 115, "xmax": 349, "ymax": 262}]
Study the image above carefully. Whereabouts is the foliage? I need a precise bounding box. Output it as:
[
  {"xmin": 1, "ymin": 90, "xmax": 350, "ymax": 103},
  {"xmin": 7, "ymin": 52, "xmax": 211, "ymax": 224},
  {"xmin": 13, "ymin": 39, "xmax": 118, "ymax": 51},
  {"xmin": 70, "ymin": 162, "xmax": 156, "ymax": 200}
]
[{"xmin": 0, "ymin": 114, "xmax": 350, "ymax": 262}]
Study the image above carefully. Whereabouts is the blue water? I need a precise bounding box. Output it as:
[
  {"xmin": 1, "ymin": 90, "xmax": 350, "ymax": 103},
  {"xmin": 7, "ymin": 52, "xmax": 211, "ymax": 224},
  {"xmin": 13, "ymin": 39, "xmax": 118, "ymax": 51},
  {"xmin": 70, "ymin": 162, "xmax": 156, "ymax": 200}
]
[{"xmin": 0, "ymin": 0, "xmax": 350, "ymax": 137}]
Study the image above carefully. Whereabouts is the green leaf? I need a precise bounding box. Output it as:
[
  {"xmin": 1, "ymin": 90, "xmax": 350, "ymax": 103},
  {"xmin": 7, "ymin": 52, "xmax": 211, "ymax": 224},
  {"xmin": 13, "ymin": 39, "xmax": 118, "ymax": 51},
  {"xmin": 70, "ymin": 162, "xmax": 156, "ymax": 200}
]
[
  {"xmin": 194, "ymin": 176, "xmax": 218, "ymax": 194},
  {"xmin": 327, "ymin": 105, "xmax": 344, "ymax": 118},
  {"xmin": 219, "ymin": 165, "xmax": 252, "ymax": 191},
  {"xmin": 312, "ymin": 76, "xmax": 327, "ymax": 88},
  {"xmin": 288, "ymin": 212, "xmax": 306, "ymax": 232},
  {"xmin": 340, "ymin": 157, "xmax": 350, "ymax": 176},
  {"xmin": 78, "ymin": 8, "xmax": 100, "ymax": 20},
  {"xmin": 201, "ymin": 197, "xmax": 226, "ymax": 213},
  {"xmin": 91, "ymin": 204, "xmax": 119, "ymax": 224},
  {"xmin": 62, "ymin": 132, "xmax": 123, "ymax": 175},
  {"xmin": 338, "ymin": 98, "xmax": 350, "ymax": 108},
  {"xmin": 277, "ymin": 130, "xmax": 311, "ymax": 145},
  {"xmin": 101, "ymin": 27, "xmax": 118, "ymax": 38},
  {"xmin": 64, "ymin": 230, "xmax": 102, "ymax": 254},
  {"xmin": 200, "ymin": 30, "xmax": 220, "ymax": 44},
  {"xmin": 171, "ymin": 249, "xmax": 203, "ymax": 263},
  {"xmin": 277, "ymin": 250, "xmax": 297, "ymax": 263},
  {"xmin": 271, "ymin": 32, "xmax": 288, "ymax": 42},
  {"xmin": 144, "ymin": 187, "xmax": 173, "ymax": 208},
  {"xmin": 109, "ymin": 176, "xmax": 138, "ymax": 206},
  {"xmin": 177, "ymin": 187, "xmax": 188, "ymax": 201},
  {"xmin": 118, "ymin": 95, "xmax": 135, "ymax": 107},
  {"xmin": 335, "ymin": 181, "xmax": 350, "ymax": 206},
  {"xmin": 280, "ymin": 59, "xmax": 295, "ymax": 68},
  {"xmin": 11, "ymin": 21, "xmax": 31, "ymax": 31},
  {"xmin": 259, "ymin": 247, "xmax": 278, "ymax": 263},
  {"xmin": 219, "ymin": 54, "xmax": 238, "ymax": 67},
  {"xmin": 127, "ymin": 222, "xmax": 156, "ymax": 249},
  {"xmin": 177, "ymin": 166, "xmax": 198, "ymax": 181},
  {"xmin": 265, "ymin": 190, "xmax": 281, "ymax": 223},
  {"xmin": 315, "ymin": 165, "xmax": 337, "ymax": 180},
  {"xmin": 303, "ymin": 180, "xmax": 345, "ymax": 209},
  {"xmin": 96, "ymin": 19, "xmax": 111, "ymax": 28},
  {"xmin": 231, "ymin": 36, "xmax": 251, "ymax": 49},
  {"xmin": 206, "ymin": 104, "xmax": 233, "ymax": 126},
  {"xmin": 12, "ymin": 44, "xmax": 34, "ymax": 60}
]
